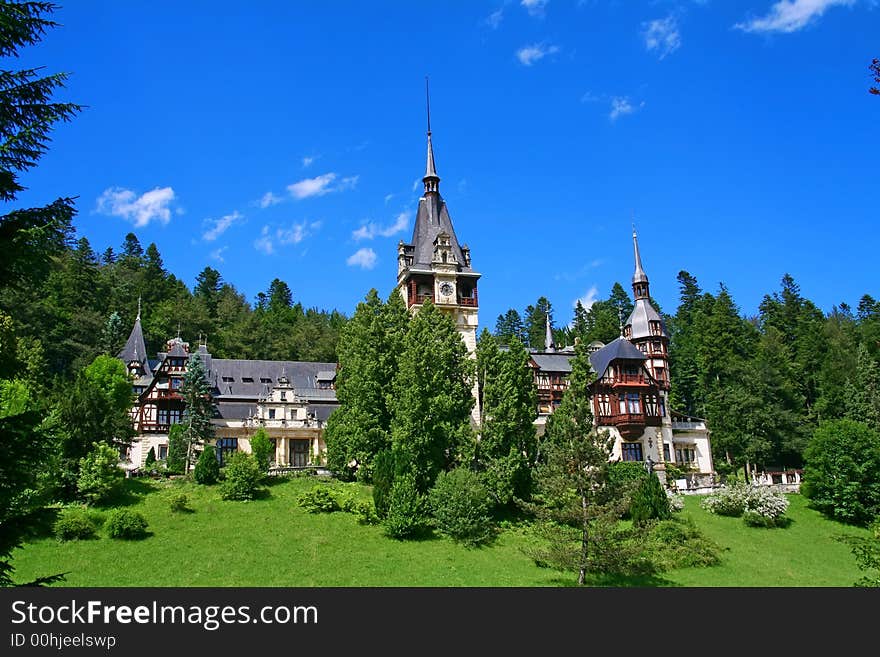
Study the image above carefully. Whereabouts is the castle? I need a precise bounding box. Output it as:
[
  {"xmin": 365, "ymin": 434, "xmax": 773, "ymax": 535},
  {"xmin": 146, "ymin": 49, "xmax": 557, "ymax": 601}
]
[{"xmin": 118, "ymin": 114, "xmax": 714, "ymax": 485}]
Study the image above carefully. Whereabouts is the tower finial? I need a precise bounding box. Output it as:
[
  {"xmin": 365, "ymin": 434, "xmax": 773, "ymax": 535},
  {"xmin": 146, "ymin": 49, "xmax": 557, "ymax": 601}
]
[
  {"xmin": 632, "ymin": 225, "xmax": 649, "ymax": 300},
  {"xmin": 422, "ymin": 77, "xmax": 440, "ymax": 194},
  {"xmin": 545, "ymin": 311, "xmax": 555, "ymax": 352},
  {"xmin": 137, "ymin": 295, "xmax": 142, "ymax": 321},
  {"xmin": 617, "ymin": 303, "xmax": 625, "ymax": 338},
  {"xmin": 426, "ymin": 76, "xmax": 431, "ymax": 135}
]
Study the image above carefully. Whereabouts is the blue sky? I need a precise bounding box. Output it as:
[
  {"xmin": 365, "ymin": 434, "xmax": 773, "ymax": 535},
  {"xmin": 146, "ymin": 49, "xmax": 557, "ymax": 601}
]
[{"xmin": 13, "ymin": 0, "xmax": 880, "ymax": 329}]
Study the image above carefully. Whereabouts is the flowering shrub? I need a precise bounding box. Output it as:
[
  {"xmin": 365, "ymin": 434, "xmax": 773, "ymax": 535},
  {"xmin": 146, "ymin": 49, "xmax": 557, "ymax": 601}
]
[
  {"xmin": 701, "ymin": 483, "xmax": 789, "ymax": 527},
  {"xmin": 666, "ymin": 489, "xmax": 684, "ymax": 513}
]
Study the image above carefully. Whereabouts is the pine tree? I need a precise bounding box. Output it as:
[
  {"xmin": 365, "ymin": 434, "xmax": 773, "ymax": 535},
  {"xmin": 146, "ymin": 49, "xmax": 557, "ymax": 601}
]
[
  {"xmin": 166, "ymin": 424, "xmax": 187, "ymax": 474},
  {"xmin": 249, "ymin": 427, "xmax": 273, "ymax": 471},
  {"xmin": 524, "ymin": 297, "xmax": 552, "ymax": 350},
  {"xmin": 521, "ymin": 343, "xmax": 648, "ymax": 584},
  {"xmin": 193, "ymin": 444, "xmax": 220, "ymax": 485},
  {"xmin": 181, "ymin": 353, "xmax": 215, "ymax": 473},
  {"xmin": 494, "ymin": 308, "xmax": 526, "ymax": 346},
  {"xmin": 324, "ymin": 289, "xmax": 405, "ymax": 481},
  {"xmin": 475, "ymin": 330, "xmax": 538, "ymax": 506},
  {"xmin": 845, "ymin": 344, "xmax": 880, "ymax": 430},
  {"xmin": 389, "ymin": 300, "xmax": 473, "ymax": 494}
]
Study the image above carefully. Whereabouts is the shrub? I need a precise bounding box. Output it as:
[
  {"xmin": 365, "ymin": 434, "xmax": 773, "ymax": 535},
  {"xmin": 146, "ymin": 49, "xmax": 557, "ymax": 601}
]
[
  {"xmin": 372, "ymin": 449, "xmax": 396, "ymax": 519},
  {"xmin": 608, "ymin": 461, "xmax": 648, "ymax": 517},
  {"xmin": 168, "ymin": 493, "xmax": 190, "ymax": 513},
  {"xmin": 701, "ymin": 482, "xmax": 790, "ymax": 527},
  {"xmin": 144, "ymin": 447, "xmax": 156, "ymax": 468},
  {"xmin": 383, "ymin": 474, "xmax": 427, "ymax": 540},
  {"xmin": 105, "ymin": 509, "xmax": 149, "ymax": 539},
  {"xmin": 630, "ymin": 473, "xmax": 671, "ymax": 527},
  {"xmin": 429, "ymin": 468, "xmax": 494, "ymax": 546},
  {"xmin": 249, "ymin": 428, "xmax": 273, "ymax": 472},
  {"xmin": 194, "ymin": 445, "xmax": 220, "ymax": 485},
  {"xmin": 666, "ymin": 489, "xmax": 684, "ymax": 513},
  {"xmin": 351, "ymin": 499, "xmax": 379, "ymax": 525},
  {"xmin": 54, "ymin": 507, "xmax": 99, "ymax": 541},
  {"xmin": 77, "ymin": 442, "xmax": 125, "ymax": 505},
  {"xmin": 644, "ymin": 518, "xmax": 722, "ymax": 570},
  {"xmin": 802, "ymin": 419, "xmax": 880, "ymax": 525},
  {"xmin": 166, "ymin": 425, "xmax": 187, "ymax": 474},
  {"xmin": 298, "ymin": 487, "xmax": 340, "ymax": 513},
  {"xmin": 220, "ymin": 452, "xmax": 263, "ymax": 501}
]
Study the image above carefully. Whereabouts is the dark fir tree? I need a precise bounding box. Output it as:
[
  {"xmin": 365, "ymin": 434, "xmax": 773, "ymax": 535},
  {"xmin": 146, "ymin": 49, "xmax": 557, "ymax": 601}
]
[
  {"xmin": 845, "ymin": 344, "xmax": 880, "ymax": 430},
  {"xmin": 524, "ymin": 297, "xmax": 552, "ymax": 350},
  {"xmin": 389, "ymin": 300, "xmax": 473, "ymax": 494},
  {"xmin": 494, "ymin": 308, "xmax": 526, "ymax": 346},
  {"xmin": 521, "ymin": 343, "xmax": 647, "ymax": 585},
  {"xmin": 181, "ymin": 352, "xmax": 215, "ymax": 473},
  {"xmin": 475, "ymin": 330, "xmax": 538, "ymax": 506},
  {"xmin": 324, "ymin": 289, "xmax": 406, "ymax": 481}
]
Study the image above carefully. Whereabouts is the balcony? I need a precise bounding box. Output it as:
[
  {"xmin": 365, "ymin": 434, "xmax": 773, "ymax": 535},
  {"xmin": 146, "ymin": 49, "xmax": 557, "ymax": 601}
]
[
  {"xmin": 415, "ymin": 293, "xmax": 434, "ymax": 304},
  {"xmin": 458, "ymin": 296, "xmax": 478, "ymax": 307},
  {"xmin": 612, "ymin": 374, "xmax": 650, "ymax": 387},
  {"xmin": 153, "ymin": 389, "xmax": 183, "ymax": 400}
]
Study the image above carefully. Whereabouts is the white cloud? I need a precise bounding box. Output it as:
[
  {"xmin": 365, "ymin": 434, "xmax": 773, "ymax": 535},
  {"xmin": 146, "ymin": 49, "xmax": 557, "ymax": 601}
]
[
  {"xmin": 486, "ymin": 8, "xmax": 504, "ymax": 28},
  {"xmin": 735, "ymin": 0, "xmax": 854, "ymax": 33},
  {"xmin": 287, "ymin": 173, "xmax": 359, "ymax": 200},
  {"xmin": 253, "ymin": 222, "xmax": 314, "ymax": 255},
  {"xmin": 643, "ymin": 15, "xmax": 681, "ymax": 59},
  {"xmin": 302, "ymin": 155, "xmax": 315, "ymax": 168},
  {"xmin": 210, "ymin": 246, "xmax": 228, "ymax": 263},
  {"xmin": 202, "ymin": 210, "xmax": 243, "ymax": 242},
  {"xmin": 346, "ymin": 247, "xmax": 377, "ymax": 270},
  {"xmin": 384, "ymin": 193, "xmax": 395, "ymax": 204},
  {"xmin": 575, "ymin": 285, "xmax": 600, "ymax": 311},
  {"xmin": 96, "ymin": 186, "xmax": 176, "ymax": 227},
  {"xmin": 609, "ymin": 97, "xmax": 634, "ymax": 120},
  {"xmin": 412, "ymin": 179, "xmax": 421, "ymax": 193},
  {"xmin": 352, "ymin": 212, "xmax": 410, "ymax": 241},
  {"xmin": 609, "ymin": 96, "xmax": 644, "ymax": 121},
  {"xmin": 516, "ymin": 42, "xmax": 560, "ymax": 66},
  {"xmin": 521, "ymin": 0, "xmax": 548, "ymax": 17},
  {"xmin": 257, "ymin": 191, "xmax": 283, "ymax": 208}
]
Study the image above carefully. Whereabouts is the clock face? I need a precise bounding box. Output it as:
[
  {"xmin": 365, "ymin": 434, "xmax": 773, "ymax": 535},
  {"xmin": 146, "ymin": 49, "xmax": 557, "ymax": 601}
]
[{"xmin": 439, "ymin": 282, "xmax": 454, "ymax": 297}]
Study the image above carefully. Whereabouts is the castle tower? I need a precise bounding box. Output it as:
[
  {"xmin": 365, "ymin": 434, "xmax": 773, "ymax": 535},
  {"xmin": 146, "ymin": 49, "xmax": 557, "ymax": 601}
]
[
  {"xmin": 397, "ymin": 84, "xmax": 481, "ymax": 424},
  {"xmin": 623, "ymin": 230, "xmax": 671, "ymax": 476}
]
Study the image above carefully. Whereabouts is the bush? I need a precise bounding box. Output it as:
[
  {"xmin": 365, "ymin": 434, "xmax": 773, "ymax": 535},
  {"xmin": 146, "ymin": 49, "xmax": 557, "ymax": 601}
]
[
  {"xmin": 77, "ymin": 442, "xmax": 125, "ymax": 505},
  {"xmin": 54, "ymin": 507, "xmax": 99, "ymax": 541},
  {"xmin": 249, "ymin": 428, "xmax": 273, "ymax": 472},
  {"xmin": 166, "ymin": 425, "xmax": 187, "ymax": 474},
  {"xmin": 168, "ymin": 493, "xmax": 190, "ymax": 513},
  {"xmin": 297, "ymin": 487, "xmax": 340, "ymax": 513},
  {"xmin": 429, "ymin": 468, "xmax": 494, "ymax": 546},
  {"xmin": 608, "ymin": 461, "xmax": 648, "ymax": 517},
  {"xmin": 701, "ymin": 482, "xmax": 790, "ymax": 527},
  {"xmin": 220, "ymin": 452, "xmax": 263, "ymax": 501},
  {"xmin": 802, "ymin": 419, "xmax": 880, "ymax": 525},
  {"xmin": 666, "ymin": 489, "xmax": 684, "ymax": 512},
  {"xmin": 144, "ymin": 447, "xmax": 156, "ymax": 468},
  {"xmin": 643, "ymin": 518, "xmax": 722, "ymax": 570},
  {"xmin": 383, "ymin": 474, "xmax": 427, "ymax": 540},
  {"xmin": 194, "ymin": 445, "xmax": 220, "ymax": 485},
  {"xmin": 105, "ymin": 509, "xmax": 148, "ymax": 540},
  {"xmin": 630, "ymin": 473, "xmax": 671, "ymax": 527},
  {"xmin": 372, "ymin": 449, "xmax": 396, "ymax": 519}
]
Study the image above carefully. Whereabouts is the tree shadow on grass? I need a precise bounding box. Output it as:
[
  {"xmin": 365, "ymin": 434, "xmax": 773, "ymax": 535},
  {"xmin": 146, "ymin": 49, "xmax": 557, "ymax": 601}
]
[
  {"xmin": 20, "ymin": 507, "xmax": 62, "ymax": 540},
  {"xmin": 543, "ymin": 572, "xmax": 678, "ymax": 587},
  {"xmin": 98, "ymin": 478, "xmax": 158, "ymax": 508}
]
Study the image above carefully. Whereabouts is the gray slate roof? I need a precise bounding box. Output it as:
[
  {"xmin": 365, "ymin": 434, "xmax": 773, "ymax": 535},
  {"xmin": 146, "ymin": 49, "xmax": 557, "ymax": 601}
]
[
  {"xmin": 588, "ymin": 337, "xmax": 647, "ymax": 379},
  {"xmin": 117, "ymin": 316, "xmax": 152, "ymax": 377},
  {"xmin": 208, "ymin": 359, "xmax": 337, "ymax": 399},
  {"xmin": 625, "ymin": 299, "xmax": 667, "ymax": 340},
  {"xmin": 406, "ymin": 194, "xmax": 473, "ymax": 272},
  {"xmin": 530, "ymin": 352, "xmax": 574, "ymax": 374}
]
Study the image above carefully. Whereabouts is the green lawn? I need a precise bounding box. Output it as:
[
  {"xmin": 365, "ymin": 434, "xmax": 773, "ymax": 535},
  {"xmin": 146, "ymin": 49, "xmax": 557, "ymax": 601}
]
[{"xmin": 10, "ymin": 477, "xmax": 872, "ymax": 587}]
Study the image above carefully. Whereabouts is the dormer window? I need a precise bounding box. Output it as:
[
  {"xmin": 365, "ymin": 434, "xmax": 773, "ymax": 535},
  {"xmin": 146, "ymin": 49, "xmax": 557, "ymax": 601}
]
[
  {"xmin": 242, "ymin": 377, "xmax": 254, "ymax": 383},
  {"xmin": 222, "ymin": 376, "xmax": 234, "ymax": 383},
  {"xmin": 260, "ymin": 377, "xmax": 271, "ymax": 384}
]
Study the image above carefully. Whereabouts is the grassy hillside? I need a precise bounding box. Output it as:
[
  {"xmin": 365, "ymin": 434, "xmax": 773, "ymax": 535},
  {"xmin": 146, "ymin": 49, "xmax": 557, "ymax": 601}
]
[{"xmin": 10, "ymin": 477, "xmax": 871, "ymax": 587}]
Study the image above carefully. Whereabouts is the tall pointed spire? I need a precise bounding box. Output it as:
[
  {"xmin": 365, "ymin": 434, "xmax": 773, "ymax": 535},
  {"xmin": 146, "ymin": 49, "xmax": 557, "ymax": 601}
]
[
  {"xmin": 632, "ymin": 228, "xmax": 650, "ymax": 300},
  {"xmin": 137, "ymin": 295, "xmax": 142, "ymax": 321},
  {"xmin": 423, "ymin": 77, "xmax": 440, "ymax": 194},
  {"xmin": 545, "ymin": 312, "xmax": 556, "ymax": 352}
]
